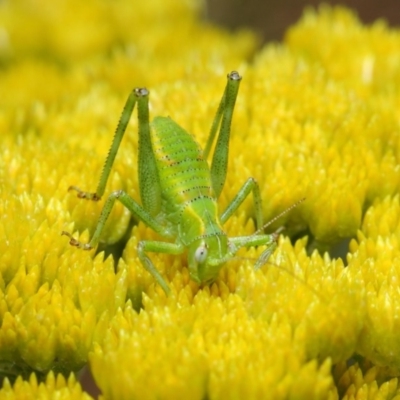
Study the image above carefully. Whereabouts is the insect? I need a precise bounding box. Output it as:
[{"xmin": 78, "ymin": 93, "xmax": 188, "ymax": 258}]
[{"xmin": 62, "ymin": 71, "xmax": 300, "ymax": 295}]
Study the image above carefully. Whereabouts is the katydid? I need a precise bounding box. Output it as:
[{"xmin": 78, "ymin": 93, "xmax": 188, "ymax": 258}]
[{"xmin": 63, "ymin": 71, "xmax": 299, "ymax": 295}]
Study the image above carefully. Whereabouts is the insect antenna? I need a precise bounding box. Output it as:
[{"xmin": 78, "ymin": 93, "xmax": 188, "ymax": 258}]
[
  {"xmin": 251, "ymin": 197, "xmax": 306, "ymax": 238},
  {"xmin": 231, "ymin": 254, "xmax": 325, "ymax": 303}
]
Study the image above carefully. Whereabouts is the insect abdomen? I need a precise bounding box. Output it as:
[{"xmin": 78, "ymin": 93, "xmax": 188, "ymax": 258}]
[{"xmin": 151, "ymin": 116, "xmax": 215, "ymax": 217}]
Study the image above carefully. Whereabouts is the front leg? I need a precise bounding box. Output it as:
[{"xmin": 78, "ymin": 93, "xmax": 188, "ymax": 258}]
[
  {"xmin": 137, "ymin": 240, "xmax": 185, "ymax": 295},
  {"xmin": 229, "ymin": 230, "xmax": 280, "ymax": 270}
]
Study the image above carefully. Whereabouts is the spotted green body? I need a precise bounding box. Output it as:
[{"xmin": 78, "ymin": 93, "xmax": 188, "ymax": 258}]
[
  {"xmin": 63, "ymin": 72, "xmax": 281, "ymax": 295},
  {"xmin": 151, "ymin": 116, "xmax": 217, "ymax": 229},
  {"xmin": 150, "ymin": 117, "xmax": 228, "ymax": 282}
]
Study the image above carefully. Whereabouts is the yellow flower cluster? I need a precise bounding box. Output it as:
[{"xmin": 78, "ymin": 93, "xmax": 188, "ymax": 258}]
[
  {"xmin": 0, "ymin": 191, "xmax": 127, "ymax": 372},
  {"xmin": 247, "ymin": 7, "xmax": 400, "ymax": 246},
  {"xmin": 348, "ymin": 196, "xmax": 400, "ymax": 373},
  {"xmin": 92, "ymin": 234, "xmax": 367, "ymax": 399},
  {"xmin": 334, "ymin": 361, "xmax": 400, "ymax": 399},
  {"xmin": 1, "ymin": 371, "xmax": 93, "ymax": 400},
  {"xmin": 1, "ymin": 0, "xmax": 400, "ymax": 398},
  {"xmin": 90, "ymin": 297, "xmax": 336, "ymax": 400}
]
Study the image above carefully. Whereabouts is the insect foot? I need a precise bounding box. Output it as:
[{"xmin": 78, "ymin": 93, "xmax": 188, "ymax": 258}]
[
  {"xmin": 61, "ymin": 231, "xmax": 93, "ymax": 250},
  {"xmin": 134, "ymin": 87, "xmax": 149, "ymax": 97},
  {"xmin": 253, "ymin": 229, "xmax": 282, "ymax": 271},
  {"xmin": 68, "ymin": 186, "xmax": 101, "ymax": 201}
]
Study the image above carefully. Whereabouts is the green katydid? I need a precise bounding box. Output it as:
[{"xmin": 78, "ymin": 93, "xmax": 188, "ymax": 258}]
[{"xmin": 62, "ymin": 71, "xmax": 302, "ymax": 295}]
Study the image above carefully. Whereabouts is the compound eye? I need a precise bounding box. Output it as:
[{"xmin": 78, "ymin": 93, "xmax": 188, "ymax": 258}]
[{"xmin": 194, "ymin": 245, "xmax": 208, "ymax": 264}]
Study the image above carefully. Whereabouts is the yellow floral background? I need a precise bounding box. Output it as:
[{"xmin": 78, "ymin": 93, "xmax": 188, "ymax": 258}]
[{"xmin": 1, "ymin": 0, "xmax": 400, "ymax": 399}]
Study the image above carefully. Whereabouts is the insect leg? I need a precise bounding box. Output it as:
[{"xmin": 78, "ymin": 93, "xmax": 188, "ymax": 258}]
[
  {"xmin": 69, "ymin": 88, "xmax": 162, "ymax": 217},
  {"xmin": 68, "ymin": 89, "xmax": 141, "ymax": 200},
  {"xmin": 204, "ymin": 71, "xmax": 242, "ymax": 199},
  {"xmin": 62, "ymin": 190, "xmax": 169, "ymax": 249},
  {"xmin": 136, "ymin": 89, "xmax": 162, "ymax": 216},
  {"xmin": 230, "ymin": 231, "xmax": 280, "ymax": 270},
  {"xmin": 220, "ymin": 177, "xmax": 263, "ymax": 230},
  {"xmin": 138, "ymin": 241, "xmax": 185, "ymax": 295}
]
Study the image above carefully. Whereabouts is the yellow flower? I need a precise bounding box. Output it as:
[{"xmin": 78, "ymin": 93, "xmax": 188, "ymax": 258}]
[
  {"xmin": 90, "ymin": 298, "xmax": 337, "ymax": 400},
  {"xmin": 0, "ymin": 371, "xmax": 94, "ymax": 400},
  {"xmin": 348, "ymin": 196, "xmax": 400, "ymax": 373},
  {"xmin": 334, "ymin": 361, "xmax": 400, "ymax": 399},
  {"xmin": 0, "ymin": 192, "xmax": 127, "ymax": 372}
]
